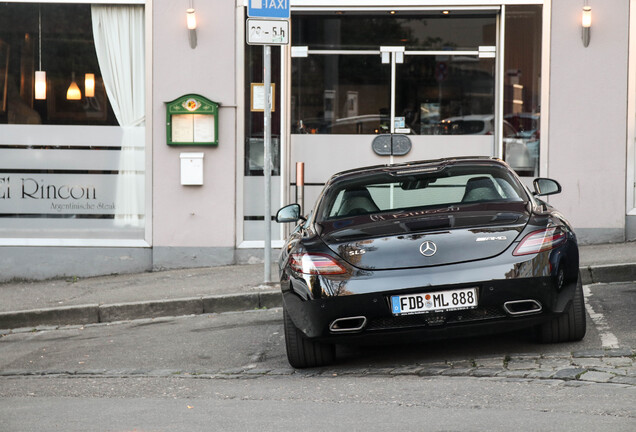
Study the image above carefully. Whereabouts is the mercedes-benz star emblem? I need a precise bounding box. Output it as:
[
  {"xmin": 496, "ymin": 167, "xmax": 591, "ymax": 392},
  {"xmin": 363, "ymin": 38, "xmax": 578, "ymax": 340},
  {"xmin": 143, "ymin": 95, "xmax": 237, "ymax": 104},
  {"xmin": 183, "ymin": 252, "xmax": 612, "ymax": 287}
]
[{"xmin": 419, "ymin": 241, "xmax": 437, "ymax": 257}]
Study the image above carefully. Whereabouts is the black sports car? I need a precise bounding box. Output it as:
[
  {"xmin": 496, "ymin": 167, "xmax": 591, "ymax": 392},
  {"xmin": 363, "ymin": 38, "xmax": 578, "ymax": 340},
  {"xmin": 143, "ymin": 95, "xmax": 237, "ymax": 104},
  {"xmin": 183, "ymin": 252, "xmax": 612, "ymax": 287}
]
[{"xmin": 276, "ymin": 157, "xmax": 585, "ymax": 368}]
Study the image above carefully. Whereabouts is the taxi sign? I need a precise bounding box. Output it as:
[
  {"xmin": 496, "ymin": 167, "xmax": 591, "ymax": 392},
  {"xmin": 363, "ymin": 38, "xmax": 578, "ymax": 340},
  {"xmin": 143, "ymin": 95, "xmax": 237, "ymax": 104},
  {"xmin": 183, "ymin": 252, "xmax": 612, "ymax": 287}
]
[{"xmin": 248, "ymin": 0, "xmax": 290, "ymax": 19}]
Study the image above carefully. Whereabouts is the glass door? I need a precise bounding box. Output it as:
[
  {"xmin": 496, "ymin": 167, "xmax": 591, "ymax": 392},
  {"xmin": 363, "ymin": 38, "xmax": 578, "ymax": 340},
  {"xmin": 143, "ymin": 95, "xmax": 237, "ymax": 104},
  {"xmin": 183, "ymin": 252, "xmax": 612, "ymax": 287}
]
[
  {"xmin": 384, "ymin": 45, "xmax": 497, "ymax": 157},
  {"xmin": 290, "ymin": 11, "xmax": 499, "ymax": 211}
]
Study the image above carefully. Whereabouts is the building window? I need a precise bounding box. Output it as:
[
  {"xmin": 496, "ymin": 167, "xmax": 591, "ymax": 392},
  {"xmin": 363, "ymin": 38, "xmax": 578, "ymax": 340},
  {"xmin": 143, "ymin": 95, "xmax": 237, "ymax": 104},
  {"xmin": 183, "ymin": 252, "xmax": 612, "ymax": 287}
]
[
  {"xmin": 291, "ymin": 12, "xmax": 497, "ymax": 136},
  {"xmin": 243, "ymin": 40, "xmax": 282, "ymax": 242},
  {"xmin": 503, "ymin": 5, "xmax": 542, "ymax": 177},
  {"xmin": 244, "ymin": 43, "xmax": 281, "ymax": 177},
  {"xmin": 0, "ymin": 3, "xmax": 146, "ymax": 243},
  {"xmin": 0, "ymin": 4, "xmax": 119, "ymax": 126}
]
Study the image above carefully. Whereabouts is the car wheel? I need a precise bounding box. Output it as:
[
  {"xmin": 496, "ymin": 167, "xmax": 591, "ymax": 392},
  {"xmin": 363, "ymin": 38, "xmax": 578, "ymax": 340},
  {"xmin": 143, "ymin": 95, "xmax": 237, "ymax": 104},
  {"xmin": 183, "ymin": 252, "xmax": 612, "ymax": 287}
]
[
  {"xmin": 536, "ymin": 271, "xmax": 587, "ymax": 343},
  {"xmin": 283, "ymin": 307, "xmax": 335, "ymax": 368}
]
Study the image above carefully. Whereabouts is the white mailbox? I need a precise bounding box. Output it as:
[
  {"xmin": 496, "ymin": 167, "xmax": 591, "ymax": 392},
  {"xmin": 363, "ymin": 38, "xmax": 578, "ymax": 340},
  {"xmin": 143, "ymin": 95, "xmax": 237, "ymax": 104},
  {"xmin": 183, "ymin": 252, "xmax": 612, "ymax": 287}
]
[{"xmin": 180, "ymin": 152, "xmax": 204, "ymax": 185}]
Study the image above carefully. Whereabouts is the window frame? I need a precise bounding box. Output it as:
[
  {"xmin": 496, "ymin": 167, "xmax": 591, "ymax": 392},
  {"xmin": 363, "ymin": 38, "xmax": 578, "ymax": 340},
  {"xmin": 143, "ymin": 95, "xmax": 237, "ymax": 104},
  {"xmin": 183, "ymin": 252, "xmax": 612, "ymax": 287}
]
[{"xmin": 0, "ymin": 0, "xmax": 152, "ymax": 247}]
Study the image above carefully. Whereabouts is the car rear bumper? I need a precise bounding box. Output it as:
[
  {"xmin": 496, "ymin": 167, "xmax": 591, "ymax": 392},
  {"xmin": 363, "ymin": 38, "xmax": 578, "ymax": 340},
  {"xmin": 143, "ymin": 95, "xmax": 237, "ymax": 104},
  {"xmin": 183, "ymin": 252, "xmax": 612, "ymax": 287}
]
[{"xmin": 281, "ymin": 248, "xmax": 579, "ymax": 341}]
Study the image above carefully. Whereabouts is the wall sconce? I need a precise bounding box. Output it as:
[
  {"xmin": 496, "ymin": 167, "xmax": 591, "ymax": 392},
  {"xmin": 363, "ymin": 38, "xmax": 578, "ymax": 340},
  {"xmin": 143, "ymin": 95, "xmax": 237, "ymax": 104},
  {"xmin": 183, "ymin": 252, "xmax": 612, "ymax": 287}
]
[
  {"xmin": 582, "ymin": 5, "xmax": 592, "ymax": 47},
  {"xmin": 186, "ymin": 7, "xmax": 197, "ymax": 49},
  {"xmin": 84, "ymin": 73, "xmax": 95, "ymax": 98}
]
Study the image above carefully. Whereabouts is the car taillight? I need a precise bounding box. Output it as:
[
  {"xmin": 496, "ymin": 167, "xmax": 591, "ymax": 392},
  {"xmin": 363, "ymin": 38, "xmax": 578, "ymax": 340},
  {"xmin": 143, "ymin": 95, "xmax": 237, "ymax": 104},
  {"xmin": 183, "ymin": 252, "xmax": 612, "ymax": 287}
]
[
  {"xmin": 513, "ymin": 227, "xmax": 567, "ymax": 256},
  {"xmin": 289, "ymin": 253, "xmax": 347, "ymax": 275}
]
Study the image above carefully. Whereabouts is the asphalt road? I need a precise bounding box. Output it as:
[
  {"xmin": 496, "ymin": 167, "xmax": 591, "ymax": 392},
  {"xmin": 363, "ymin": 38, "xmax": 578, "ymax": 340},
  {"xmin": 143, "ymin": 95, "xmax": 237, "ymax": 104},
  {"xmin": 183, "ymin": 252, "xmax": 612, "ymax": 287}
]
[{"xmin": 0, "ymin": 282, "xmax": 634, "ymax": 431}]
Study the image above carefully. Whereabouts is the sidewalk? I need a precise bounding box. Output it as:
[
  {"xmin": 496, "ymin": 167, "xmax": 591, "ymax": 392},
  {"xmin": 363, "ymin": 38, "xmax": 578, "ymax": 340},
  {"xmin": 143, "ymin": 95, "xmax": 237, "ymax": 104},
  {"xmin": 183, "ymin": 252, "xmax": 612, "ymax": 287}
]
[{"xmin": 1, "ymin": 242, "xmax": 635, "ymax": 330}]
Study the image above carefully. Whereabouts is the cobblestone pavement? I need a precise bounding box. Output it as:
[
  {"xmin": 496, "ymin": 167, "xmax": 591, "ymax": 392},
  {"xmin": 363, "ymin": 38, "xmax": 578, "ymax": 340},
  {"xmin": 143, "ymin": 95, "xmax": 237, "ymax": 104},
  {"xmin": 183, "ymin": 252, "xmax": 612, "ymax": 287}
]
[{"xmin": 2, "ymin": 348, "xmax": 634, "ymax": 387}]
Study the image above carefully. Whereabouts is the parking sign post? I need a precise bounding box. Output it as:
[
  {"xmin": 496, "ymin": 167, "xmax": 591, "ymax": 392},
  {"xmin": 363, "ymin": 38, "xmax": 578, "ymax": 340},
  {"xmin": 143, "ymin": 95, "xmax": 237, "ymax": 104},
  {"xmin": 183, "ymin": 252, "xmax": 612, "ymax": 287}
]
[
  {"xmin": 263, "ymin": 44, "xmax": 272, "ymax": 283},
  {"xmin": 247, "ymin": 0, "xmax": 290, "ymax": 284}
]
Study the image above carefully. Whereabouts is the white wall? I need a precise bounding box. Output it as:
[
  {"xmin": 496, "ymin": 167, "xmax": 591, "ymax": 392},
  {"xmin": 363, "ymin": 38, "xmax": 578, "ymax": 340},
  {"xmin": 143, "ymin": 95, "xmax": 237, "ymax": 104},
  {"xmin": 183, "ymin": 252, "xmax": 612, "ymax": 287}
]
[
  {"xmin": 152, "ymin": 0, "xmax": 238, "ymax": 249},
  {"xmin": 548, "ymin": 0, "xmax": 629, "ymax": 243}
]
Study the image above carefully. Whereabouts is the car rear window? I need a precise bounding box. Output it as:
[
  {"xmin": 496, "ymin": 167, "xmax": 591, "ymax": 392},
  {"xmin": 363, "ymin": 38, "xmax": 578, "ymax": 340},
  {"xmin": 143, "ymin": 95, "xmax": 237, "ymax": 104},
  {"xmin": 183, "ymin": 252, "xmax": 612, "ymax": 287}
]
[{"xmin": 320, "ymin": 164, "xmax": 527, "ymax": 220}]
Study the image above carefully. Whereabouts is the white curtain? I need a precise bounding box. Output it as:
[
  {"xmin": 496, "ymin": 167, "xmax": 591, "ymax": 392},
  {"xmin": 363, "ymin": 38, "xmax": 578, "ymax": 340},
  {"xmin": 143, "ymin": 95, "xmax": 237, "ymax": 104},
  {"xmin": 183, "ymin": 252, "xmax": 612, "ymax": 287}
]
[{"xmin": 91, "ymin": 5, "xmax": 145, "ymax": 227}]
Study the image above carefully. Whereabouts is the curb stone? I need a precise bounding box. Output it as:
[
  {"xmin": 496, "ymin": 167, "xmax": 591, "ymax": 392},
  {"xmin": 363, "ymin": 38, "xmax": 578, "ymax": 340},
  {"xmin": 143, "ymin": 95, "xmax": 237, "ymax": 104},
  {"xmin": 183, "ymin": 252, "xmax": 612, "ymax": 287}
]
[
  {"xmin": 0, "ymin": 291, "xmax": 281, "ymax": 331},
  {"xmin": 588, "ymin": 263, "xmax": 636, "ymax": 284},
  {"xmin": 99, "ymin": 298, "xmax": 204, "ymax": 323},
  {"xmin": 580, "ymin": 263, "xmax": 636, "ymax": 285},
  {"xmin": 0, "ymin": 304, "xmax": 99, "ymax": 329}
]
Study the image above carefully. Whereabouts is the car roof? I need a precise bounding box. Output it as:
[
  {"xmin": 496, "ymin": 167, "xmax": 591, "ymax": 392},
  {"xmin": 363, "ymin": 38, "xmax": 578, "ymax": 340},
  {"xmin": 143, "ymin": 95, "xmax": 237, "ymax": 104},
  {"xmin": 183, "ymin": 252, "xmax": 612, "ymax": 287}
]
[{"xmin": 327, "ymin": 157, "xmax": 509, "ymax": 185}]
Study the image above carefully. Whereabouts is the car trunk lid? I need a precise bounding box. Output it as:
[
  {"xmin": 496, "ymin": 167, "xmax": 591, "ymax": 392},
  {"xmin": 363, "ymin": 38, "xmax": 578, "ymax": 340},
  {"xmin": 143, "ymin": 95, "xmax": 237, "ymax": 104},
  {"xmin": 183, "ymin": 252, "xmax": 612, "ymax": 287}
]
[{"xmin": 320, "ymin": 203, "xmax": 529, "ymax": 270}]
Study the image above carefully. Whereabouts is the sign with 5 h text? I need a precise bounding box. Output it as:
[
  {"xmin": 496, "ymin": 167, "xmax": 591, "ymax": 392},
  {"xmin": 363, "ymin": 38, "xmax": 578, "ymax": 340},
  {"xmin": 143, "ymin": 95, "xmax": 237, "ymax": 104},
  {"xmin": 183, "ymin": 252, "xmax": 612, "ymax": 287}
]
[{"xmin": 248, "ymin": 0, "xmax": 290, "ymax": 19}]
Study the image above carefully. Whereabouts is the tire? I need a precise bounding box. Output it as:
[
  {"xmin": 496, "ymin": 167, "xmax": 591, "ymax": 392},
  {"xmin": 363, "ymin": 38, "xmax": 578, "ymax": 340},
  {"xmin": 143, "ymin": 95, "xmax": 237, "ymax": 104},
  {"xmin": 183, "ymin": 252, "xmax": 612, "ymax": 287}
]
[
  {"xmin": 536, "ymin": 271, "xmax": 587, "ymax": 343},
  {"xmin": 283, "ymin": 307, "xmax": 335, "ymax": 368}
]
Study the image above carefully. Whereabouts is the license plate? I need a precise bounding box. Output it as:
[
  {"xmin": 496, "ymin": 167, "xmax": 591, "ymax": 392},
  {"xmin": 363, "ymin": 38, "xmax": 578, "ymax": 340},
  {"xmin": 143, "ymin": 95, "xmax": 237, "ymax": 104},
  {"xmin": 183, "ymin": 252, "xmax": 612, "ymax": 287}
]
[{"xmin": 391, "ymin": 287, "xmax": 478, "ymax": 316}]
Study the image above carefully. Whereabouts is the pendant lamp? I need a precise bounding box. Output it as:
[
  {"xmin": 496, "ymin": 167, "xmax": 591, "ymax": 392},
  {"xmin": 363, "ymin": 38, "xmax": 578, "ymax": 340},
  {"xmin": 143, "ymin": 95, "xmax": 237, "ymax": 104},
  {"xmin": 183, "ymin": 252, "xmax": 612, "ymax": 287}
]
[
  {"xmin": 34, "ymin": 6, "xmax": 46, "ymax": 100},
  {"xmin": 84, "ymin": 73, "xmax": 95, "ymax": 97},
  {"xmin": 66, "ymin": 72, "xmax": 81, "ymax": 100}
]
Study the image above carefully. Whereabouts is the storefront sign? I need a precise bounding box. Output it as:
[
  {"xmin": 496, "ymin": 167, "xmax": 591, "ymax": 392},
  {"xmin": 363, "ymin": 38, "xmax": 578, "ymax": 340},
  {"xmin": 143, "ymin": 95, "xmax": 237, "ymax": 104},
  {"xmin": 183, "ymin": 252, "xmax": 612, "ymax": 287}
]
[{"xmin": 0, "ymin": 174, "xmax": 119, "ymax": 215}]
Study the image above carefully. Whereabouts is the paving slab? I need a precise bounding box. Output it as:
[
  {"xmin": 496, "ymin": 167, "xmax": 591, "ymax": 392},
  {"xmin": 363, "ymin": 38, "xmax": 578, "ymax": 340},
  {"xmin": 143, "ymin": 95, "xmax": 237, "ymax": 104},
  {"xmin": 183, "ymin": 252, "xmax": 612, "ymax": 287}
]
[{"xmin": 579, "ymin": 371, "xmax": 615, "ymax": 383}]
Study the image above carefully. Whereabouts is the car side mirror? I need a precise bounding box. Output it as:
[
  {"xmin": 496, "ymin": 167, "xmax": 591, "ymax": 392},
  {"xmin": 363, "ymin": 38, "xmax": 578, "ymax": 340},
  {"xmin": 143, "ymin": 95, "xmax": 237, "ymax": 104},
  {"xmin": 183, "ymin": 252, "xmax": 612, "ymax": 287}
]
[
  {"xmin": 533, "ymin": 178, "xmax": 562, "ymax": 196},
  {"xmin": 276, "ymin": 203, "xmax": 304, "ymax": 223}
]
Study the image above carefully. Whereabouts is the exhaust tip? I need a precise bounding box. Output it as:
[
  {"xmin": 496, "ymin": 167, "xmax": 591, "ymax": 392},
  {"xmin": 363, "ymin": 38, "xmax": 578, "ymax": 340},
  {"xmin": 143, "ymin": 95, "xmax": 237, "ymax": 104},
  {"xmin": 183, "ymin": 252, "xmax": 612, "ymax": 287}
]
[
  {"xmin": 329, "ymin": 316, "xmax": 367, "ymax": 333},
  {"xmin": 503, "ymin": 300, "xmax": 542, "ymax": 316}
]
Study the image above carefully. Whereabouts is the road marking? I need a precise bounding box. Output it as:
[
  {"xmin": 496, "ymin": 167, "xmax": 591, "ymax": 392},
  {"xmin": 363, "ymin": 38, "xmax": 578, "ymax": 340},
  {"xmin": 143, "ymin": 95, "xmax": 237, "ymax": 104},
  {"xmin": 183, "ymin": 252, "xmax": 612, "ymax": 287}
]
[{"xmin": 582, "ymin": 285, "xmax": 620, "ymax": 349}]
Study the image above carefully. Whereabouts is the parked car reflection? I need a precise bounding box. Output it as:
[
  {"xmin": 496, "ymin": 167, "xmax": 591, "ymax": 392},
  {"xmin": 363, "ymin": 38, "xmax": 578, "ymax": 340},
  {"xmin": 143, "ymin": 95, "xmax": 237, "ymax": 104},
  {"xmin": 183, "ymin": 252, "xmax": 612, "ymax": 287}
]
[
  {"xmin": 295, "ymin": 112, "xmax": 539, "ymax": 177},
  {"xmin": 435, "ymin": 114, "xmax": 538, "ymax": 177},
  {"xmin": 297, "ymin": 115, "xmax": 390, "ymax": 135}
]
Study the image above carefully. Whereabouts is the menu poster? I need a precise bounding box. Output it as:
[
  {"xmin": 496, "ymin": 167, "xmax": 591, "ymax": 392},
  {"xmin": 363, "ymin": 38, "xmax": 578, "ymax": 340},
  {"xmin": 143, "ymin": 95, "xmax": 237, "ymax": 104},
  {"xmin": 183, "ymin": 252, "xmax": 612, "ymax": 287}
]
[
  {"xmin": 171, "ymin": 114, "xmax": 215, "ymax": 143},
  {"xmin": 193, "ymin": 114, "xmax": 214, "ymax": 142},
  {"xmin": 171, "ymin": 114, "xmax": 194, "ymax": 142}
]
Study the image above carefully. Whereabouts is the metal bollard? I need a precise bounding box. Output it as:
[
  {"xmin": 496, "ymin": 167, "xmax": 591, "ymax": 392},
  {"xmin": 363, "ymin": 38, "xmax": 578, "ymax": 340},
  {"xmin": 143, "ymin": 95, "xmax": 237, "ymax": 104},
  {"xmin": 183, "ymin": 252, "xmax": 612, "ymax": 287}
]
[{"xmin": 296, "ymin": 162, "xmax": 305, "ymax": 214}]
